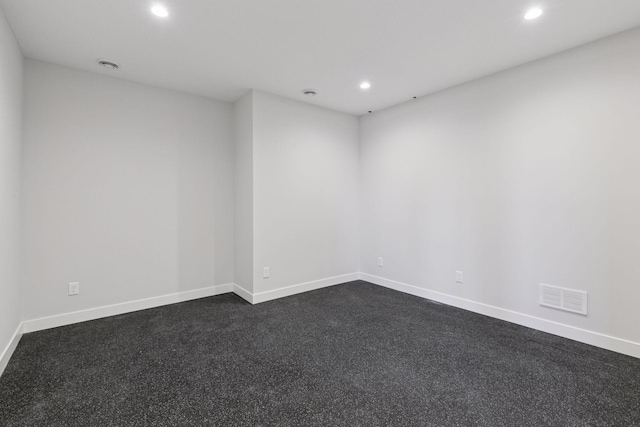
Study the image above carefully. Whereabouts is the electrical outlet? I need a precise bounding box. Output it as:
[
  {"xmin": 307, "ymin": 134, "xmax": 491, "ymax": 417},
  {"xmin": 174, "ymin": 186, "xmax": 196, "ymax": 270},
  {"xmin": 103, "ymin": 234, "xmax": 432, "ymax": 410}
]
[
  {"xmin": 378, "ymin": 257, "xmax": 384, "ymax": 267},
  {"xmin": 455, "ymin": 271, "xmax": 463, "ymax": 283},
  {"xmin": 263, "ymin": 267, "xmax": 270, "ymax": 279},
  {"xmin": 68, "ymin": 282, "xmax": 80, "ymax": 296}
]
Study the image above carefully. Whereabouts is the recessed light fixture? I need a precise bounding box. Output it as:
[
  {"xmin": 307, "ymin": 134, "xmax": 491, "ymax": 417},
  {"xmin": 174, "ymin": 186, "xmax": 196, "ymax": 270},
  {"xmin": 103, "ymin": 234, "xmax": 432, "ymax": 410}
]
[
  {"xmin": 151, "ymin": 4, "xmax": 169, "ymax": 17},
  {"xmin": 97, "ymin": 59, "xmax": 119, "ymax": 70},
  {"xmin": 360, "ymin": 82, "xmax": 371, "ymax": 90},
  {"xmin": 302, "ymin": 89, "xmax": 317, "ymax": 97},
  {"xmin": 524, "ymin": 8, "xmax": 543, "ymax": 20}
]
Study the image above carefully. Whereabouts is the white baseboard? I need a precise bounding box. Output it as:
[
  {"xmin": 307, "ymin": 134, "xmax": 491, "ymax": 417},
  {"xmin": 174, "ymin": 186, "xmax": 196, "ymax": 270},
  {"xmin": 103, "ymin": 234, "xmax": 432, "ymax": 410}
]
[
  {"xmin": 0, "ymin": 322, "xmax": 23, "ymax": 377},
  {"xmin": 8, "ymin": 272, "xmax": 637, "ymax": 376},
  {"xmin": 22, "ymin": 283, "xmax": 234, "ymax": 334},
  {"xmin": 361, "ymin": 273, "xmax": 640, "ymax": 359},
  {"xmin": 248, "ymin": 273, "xmax": 360, "ymax": 304},
  {"xmin": 232, "ymin": 284, "xmax": 254, "ymax": 304}
]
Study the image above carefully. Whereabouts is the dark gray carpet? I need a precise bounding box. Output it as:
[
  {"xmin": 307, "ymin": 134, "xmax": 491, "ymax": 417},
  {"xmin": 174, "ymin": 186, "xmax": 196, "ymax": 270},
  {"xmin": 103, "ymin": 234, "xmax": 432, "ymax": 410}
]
[{"xmin": 1, "ymin": 281, "xmax": 639, "ymax": 426}]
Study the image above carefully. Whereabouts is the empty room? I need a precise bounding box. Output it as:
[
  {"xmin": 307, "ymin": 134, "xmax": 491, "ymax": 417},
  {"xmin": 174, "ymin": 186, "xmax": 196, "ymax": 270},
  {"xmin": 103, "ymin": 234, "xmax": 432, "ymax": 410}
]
[{"xmin": 1, "ymin": 0, "xmax": 640, "ymax": 425}]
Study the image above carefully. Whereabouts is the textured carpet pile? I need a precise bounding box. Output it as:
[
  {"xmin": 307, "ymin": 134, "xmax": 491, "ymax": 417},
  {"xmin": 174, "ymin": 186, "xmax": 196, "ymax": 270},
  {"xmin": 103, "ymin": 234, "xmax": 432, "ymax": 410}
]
[{"xmin": 1, "ymin": 281, "xmax": 639, "ymax": 426}]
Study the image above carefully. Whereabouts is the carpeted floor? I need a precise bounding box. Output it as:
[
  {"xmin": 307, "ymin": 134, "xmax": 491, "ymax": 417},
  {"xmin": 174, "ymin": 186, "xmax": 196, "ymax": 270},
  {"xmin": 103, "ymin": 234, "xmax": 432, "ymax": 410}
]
[{"xmin": 1, "ymin": 280, "xmax": 639, "ymax": 426}]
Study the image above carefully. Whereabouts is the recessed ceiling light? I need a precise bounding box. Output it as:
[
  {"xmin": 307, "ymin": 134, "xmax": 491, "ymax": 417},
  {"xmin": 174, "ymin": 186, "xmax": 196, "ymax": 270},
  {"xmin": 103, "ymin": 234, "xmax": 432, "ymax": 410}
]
[
  {"xmin": 303, "ymin": 89, "xmax": 317, "ymax": 97},
  {"xmin": 524, "ymin": 8, "xmax": 543, "ymax": 20},
  {"xmin": 97, "ymin": 59, "xmax": 119, "ymax": 70},
  {"xmin": 151, "ymin": 5, "xmax": 169, "ymax": 17},
  {"xmin": 360, "ymin": 82, "xmax": 371, "ymax": 89}
]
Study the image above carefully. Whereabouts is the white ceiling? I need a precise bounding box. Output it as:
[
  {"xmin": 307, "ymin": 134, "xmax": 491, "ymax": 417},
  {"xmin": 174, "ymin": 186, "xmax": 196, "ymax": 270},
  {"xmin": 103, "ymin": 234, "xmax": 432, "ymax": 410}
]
[{"xmin": 2, "ymin": 0, "xmax": 640, "ymax": 115}]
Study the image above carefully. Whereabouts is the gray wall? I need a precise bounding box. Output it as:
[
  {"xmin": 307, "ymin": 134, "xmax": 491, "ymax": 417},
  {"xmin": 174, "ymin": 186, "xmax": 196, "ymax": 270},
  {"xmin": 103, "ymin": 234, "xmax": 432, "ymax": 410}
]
[
  {"xmin": 252, "ymin": 91, "xmax": 360, "ymax": 293},
  {"xmin": 0, "ymin": 7, "xmax": 22, "ymax": 361},
  {"xmin": 234, "ymin": 91, "xmax": 254, "ymax": 293},
  {"xmin": 360, "ymin": 27, "xmax": 640, "ymax": 344},
  {"xmin": 22, "ymin": 60, "xmax": 234, "ymax": 320},
  {"xmin": 6, "ymin": 22, "xmax": 640, "ymax": 357}
]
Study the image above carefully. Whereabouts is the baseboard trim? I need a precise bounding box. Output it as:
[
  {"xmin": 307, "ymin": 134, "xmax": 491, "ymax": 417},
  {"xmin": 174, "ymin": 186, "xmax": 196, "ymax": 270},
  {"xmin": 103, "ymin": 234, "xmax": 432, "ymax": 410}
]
[
  {"xmin": 361, "ymin": 273, "xmax": 640, "ymax": 359},
  {"xmin": 233, "ymin": 284, "xmax": 254, "ymax": 304},
  {"xmin": 13, "ymin": 273, "xmax": 637, "ymax": 365},
  {"xmin": 0, "ymin": 322, "xmax": 23, "ymax": 377},
  {"xmin": 19, "ymin": 273, "xmax": 360, "ymax": 335},
  {"xmin": 22, "ymin": 283, "xmax": 234, "ymax": 334},
  {"xmin": 250, "ymin": 273, "xmax": 360, "ymax": 304}
]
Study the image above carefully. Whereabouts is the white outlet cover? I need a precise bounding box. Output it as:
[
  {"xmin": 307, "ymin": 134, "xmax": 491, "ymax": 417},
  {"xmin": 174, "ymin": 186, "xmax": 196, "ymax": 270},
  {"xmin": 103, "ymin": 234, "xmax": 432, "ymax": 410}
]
[
  {"xmin": 378, "ymin": 257, "xmax": 384, "ymax": 267},
  {"xmin": 263, "ymin": 267, "xmax": 270, "ymax": 279},
  {"xmin": 68, "ymin": 282, "xmax": 80, "ymax": 296},
  {"xmin": 455, "ymin": 271, "xmax": 463, "ymax": 283}
]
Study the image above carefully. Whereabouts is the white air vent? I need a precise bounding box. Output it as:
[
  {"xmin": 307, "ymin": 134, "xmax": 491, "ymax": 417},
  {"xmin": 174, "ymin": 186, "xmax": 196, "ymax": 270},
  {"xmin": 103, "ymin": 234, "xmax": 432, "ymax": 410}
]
[{"xmin": 539, "ymin": 284, "xmax": 588, "ymax": 315}]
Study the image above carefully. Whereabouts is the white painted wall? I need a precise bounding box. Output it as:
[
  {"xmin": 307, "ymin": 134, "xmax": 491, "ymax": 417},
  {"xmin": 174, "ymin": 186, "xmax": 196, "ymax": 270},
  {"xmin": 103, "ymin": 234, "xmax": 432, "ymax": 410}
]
[
  {"xmin": 234, "ymin": 91, "xmax": 253, "ymax": 293},
  {"xmin": 9, "ymin": 17, "xmax": 639, "ymax": 360},
  {"xmin": 360, "ymin": 27, "xmax": 640, "ymax": 344},
  {"xmin": 0, "ymin": 7, "xmax": 23, "ymax": 360},
  {"xmin": 22, "ymin": 60, "xmax": 234, "ymax": 320},
  {"xmin": 252, "ymin": 91, "xmax": 359, "ymax": 293}
]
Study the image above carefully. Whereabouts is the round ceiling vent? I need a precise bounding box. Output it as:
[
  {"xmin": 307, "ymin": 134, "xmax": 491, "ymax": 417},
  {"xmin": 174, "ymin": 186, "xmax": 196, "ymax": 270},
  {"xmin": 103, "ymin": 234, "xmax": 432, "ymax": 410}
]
[
  {"xmin": 97, "ymin": 59, "xmax": 119, "ymax": 70},
  {"xmin": 302, "ymin": 89, "xmax": 317, "ymax": 97}
]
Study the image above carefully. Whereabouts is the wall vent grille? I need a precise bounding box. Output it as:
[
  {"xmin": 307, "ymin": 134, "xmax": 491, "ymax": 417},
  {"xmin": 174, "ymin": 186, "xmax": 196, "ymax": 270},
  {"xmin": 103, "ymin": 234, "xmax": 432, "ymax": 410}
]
[{"xmin": 539, "ymin": 284, "xmax": 588, "ymax": 315}]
